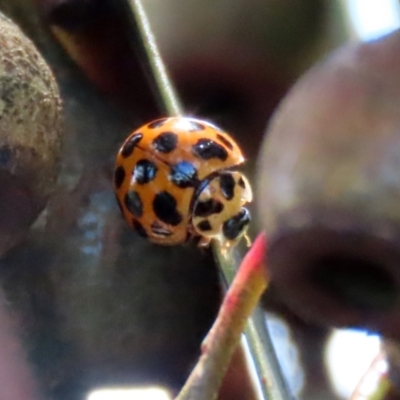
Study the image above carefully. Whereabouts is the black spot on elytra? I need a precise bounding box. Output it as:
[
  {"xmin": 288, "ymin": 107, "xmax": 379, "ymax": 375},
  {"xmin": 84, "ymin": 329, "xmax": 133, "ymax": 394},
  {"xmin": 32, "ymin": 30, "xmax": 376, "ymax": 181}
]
[
  {"xmin": 197, "ymin": 220, "xmax": 212, "ymax": 232},
  {"xmin": 216, "ymin": 134, "xmax": 234, "ymax": 150},
  {"xmin": 194, "ymin": 199, "xmax": 224, "ymax": 218},
  {"xmin": 222, "ymin": 208, "xmax": 250, "ymax": 240},
  {"xmin": 152, "ymin": 132, "xmax": 178, "ymax": 153},
  {"xmin": 132, "ymin": 219, "xmax": 148, "ymax": 238},
  {"xmin": 114, "ymin": 166, "xmax": 126, "ymax": 189},
  {"xmin": 121, "ymin": 133, "xmax": 143, "ymax": 158},
  {"xmin": 134, "ymin": 159, "xmax": 157, "ymax": 184},
  {"xmin": 188, "ymin": 121, "xmax": 206, "ymax": 131},
  {"xmin": 124, "ymin": 190, "xmax": 143, "ymax": 218},
  {"xmin": 151, "ymin": 221, "xmax": 173, "ymax": 237},
  {"xmin": 170, "ymin": 161, "xmax": 198, "ymax": 188},
  {"xmin": 153, "ymin": 191, "xmax": 182, "ymax": 226},
  {"xmin": 192, "ymin": 139, "xmax": 228, "ymax": 161},
  {"xmin": 219, "ymin": 173, "xmax": 235, "ymax": 200},
  {"xmin": 238, "ymin": 177, "xmax": 246, "ymax": 189},
  {"xmin": 148, "ymin": 118, "xmax": 168, "ymax": 129}
]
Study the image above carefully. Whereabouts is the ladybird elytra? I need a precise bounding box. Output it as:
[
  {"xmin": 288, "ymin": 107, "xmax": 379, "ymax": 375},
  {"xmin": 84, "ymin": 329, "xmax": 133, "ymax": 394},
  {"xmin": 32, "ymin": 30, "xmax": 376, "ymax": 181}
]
[{"xmin": 114, "ymin": 116, "xmax": 252, "ymax": 249}]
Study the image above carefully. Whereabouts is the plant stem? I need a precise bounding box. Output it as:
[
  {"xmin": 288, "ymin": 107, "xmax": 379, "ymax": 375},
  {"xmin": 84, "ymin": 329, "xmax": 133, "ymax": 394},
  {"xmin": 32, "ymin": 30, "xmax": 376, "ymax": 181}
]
[
  {"xmin": 128, "ymin": 0, "xmax": 182, "ymax": 116},
  {"xmin": 175, "ymin": 233, "xmax": 269, "ymax": 400},
  {"xmin": 214, "ymin": 241, "xmax": 293, "ymax": 400},
  {"xmin": 126, "ymin": 2, "xmax": 291, "ymax": 399}
]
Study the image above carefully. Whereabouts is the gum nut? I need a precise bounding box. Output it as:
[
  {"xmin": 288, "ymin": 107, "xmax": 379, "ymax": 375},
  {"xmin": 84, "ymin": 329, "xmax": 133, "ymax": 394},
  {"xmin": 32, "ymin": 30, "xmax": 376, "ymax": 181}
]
[
  {"xmin": 256, "ymin": 29, "xmax": 400, "ymax": 337},
  {"xmin": 0, "ymin": 13, "xmax": 63, "ymax": 256}
]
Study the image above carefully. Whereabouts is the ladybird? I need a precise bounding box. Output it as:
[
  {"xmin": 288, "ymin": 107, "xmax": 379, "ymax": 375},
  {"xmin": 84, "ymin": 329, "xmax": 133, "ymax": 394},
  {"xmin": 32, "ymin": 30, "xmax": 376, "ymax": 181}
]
[{"xmin": 114, "ymin": 116, "xmax": 252, "ymax": 250}]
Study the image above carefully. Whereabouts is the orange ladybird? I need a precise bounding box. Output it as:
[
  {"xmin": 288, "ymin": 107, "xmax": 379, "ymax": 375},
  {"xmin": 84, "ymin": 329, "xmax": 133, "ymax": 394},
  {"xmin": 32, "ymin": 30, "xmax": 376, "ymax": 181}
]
[{"xmin": 114, "ymin": 116, "xmax": 252, "ymax": 249}]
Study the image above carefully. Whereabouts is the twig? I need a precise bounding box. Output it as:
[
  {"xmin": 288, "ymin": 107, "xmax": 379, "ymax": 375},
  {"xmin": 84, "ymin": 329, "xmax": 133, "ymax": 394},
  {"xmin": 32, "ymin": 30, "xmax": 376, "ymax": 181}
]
[
  {"xmin": 214, "ymin": 243, "xmax": 293, "ymax": 400},
  {"xmin": 350, "ymin": 351, "xmax": 389, "ymax": 400},
  {"xmin": 127, "ymin": 2, "xmax": 291, "ymax": 399},
  {"xmin": 128, "ymin": 0, "xmax": 182, "ymax": 116},
  {"xmin": 175, "ymin": 233, "xmax": 268, "ymax": 400}
]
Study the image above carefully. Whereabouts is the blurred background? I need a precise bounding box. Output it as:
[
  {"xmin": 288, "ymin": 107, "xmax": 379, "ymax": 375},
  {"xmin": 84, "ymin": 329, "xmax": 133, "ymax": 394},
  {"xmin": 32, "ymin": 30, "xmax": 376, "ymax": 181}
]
[{"xmin": 0, "ymin": 1, "xmax": 400, "ymax": 400}]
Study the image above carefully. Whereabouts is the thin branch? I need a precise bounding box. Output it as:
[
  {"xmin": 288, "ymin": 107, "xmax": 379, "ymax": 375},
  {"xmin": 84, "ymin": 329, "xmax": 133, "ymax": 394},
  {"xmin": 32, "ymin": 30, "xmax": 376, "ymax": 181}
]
[
  {"xmin": 128, "ymin": 0, "xmax": 182, "ymax": 116},
  {"xmin": 126, "ymin": 1, "xmax": 291, "ymax": 399},
  {"xmin": 214, "ymin": 242, "xmax": 293, "ymax": 400},
  {"xmin": 350, "ymin": 351, "xmax": 390, "ymax": 400},
  {"xmin": 175, "ymin": 233, "xmax": 268, "ymax": 400}
]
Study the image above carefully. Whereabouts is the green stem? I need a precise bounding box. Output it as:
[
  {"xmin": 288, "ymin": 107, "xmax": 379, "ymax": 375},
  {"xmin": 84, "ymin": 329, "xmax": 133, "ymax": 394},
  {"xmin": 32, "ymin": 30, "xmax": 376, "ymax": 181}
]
[
  {"xmin": 176, "ymin": 234, "xmax": 269, "ymax": 400},
  {"xmin": 127, "ymin": 1, "xmax": 291, "ymax": 399},
  {"xmin": 128, "ymin": 0, "xmax": 182, "ymax": 116},
  {"xmin": 214, "ymin": 242, "xmax": 292, "ymax": 400}
]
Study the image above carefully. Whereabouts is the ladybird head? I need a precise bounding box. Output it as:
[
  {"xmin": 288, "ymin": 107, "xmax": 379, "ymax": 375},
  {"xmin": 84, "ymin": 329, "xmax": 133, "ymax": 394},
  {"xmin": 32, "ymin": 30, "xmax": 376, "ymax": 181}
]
[{"xmin": 191, "ymin": 171, "xmax": 252, "ymax": 248}]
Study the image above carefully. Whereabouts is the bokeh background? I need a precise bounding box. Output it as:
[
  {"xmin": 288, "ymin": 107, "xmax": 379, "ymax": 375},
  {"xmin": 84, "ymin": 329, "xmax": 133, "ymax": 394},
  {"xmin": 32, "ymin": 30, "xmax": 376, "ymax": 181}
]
[{"xmin": 0, "ymin": 1, "xmax": 399, "ymax": 400}]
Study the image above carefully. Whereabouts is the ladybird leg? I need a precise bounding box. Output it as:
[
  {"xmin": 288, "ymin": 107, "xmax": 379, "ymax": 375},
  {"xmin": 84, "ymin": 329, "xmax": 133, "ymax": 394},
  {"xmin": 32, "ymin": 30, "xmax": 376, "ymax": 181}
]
[{"xmin": 243, "ymin": 232, "xmax": 252, "ymax": 247}]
